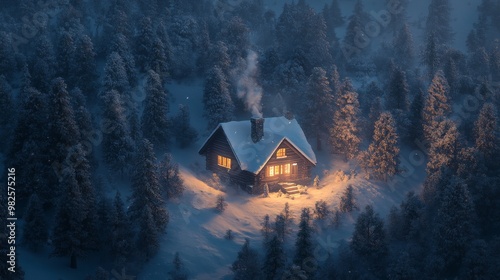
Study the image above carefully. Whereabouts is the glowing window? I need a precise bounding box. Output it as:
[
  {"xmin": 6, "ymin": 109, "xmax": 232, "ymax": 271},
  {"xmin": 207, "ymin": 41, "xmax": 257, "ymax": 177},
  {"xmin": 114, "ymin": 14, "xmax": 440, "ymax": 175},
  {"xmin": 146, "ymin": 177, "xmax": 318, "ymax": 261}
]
[
  {"xmin": 269, "ymin": 166, "xmax": 274, "ymax": 177},
  {"xmin": 284, "ymin": 163, "xmax": 290, "ymax": 174},
  {"xmin": 217, "ymin": 155, "xmax": 231, "ymax": 169},
  {"xmin": 276, "ymin": 148, "xmax": 286, "ymax": 158},
  {"xmin": 268, "ymin": 164, "xmax": 291, "ymax": 177}
]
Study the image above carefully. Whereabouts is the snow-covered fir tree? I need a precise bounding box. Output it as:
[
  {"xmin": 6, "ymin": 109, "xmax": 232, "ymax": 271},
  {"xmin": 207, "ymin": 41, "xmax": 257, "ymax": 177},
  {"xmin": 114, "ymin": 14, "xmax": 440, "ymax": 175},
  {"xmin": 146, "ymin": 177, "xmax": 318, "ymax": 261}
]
[
  {"xmin": 474, "ymin": 103, "xmax": 498, "ymax": 163},
  {"xmin": 22, "ymin": 193, "xmax": 48, "ymax": 251},
  {"xmin": 111, "ymin": 192, "xmax": 132, "ymax": 267},
  {"xmin": 101, "ymin": 89, "xmax": 135, "ymax": 173},
  {"xmin": 339, "ymin": 185, "xmax": 357, "ymax": 213},
  {"xmin": 232, "ymin": 239, "xmax": 261, "ymax": 280},
  {"xmin": 275, "ymin": 214, "xmax": 286, "ymax": 242},
  {"xmin": 426, "ymin": 119, "xmax": 460, "ymax": 175},
  {"xmin": 56, "ymin": 31, "xmax": 75, "ymax": 82},
  {"xmin": 172, "ymin": 104, "xmax": 198, "ymax": 148},
  {"xmin": 425, "ymin": 0, "xmax": 453, "ymax": 45},
  {"xmin": 351, "ymin": 205, "xmax": 387, "ymax": 266},
  {"xmin": 294, "ymin": 208, "xmax": 314, "ymax": 277},
  {"xmin": 52, "ymin": 168, "xmax": 86, "ymax": 269},
  {"xmin": 135, "ymin": 16, "xmax": 155, "ymax": 72},
  {"xmin": 110, "ymin": 33, "xmax": 137, "ymax": 86},
  {"xmin": 159, "ymin": 153, "xmax": 184, "ymax": 199},
  {"xmin": 263, "ymin": 235, "xmax": 285, "ymax": 280},
  {"xmin": 74, "ymin": 35, "xmax": 98, "ymax": 98},
  {"xmin": 142, "ymin": 69, "xmax": 170, "ymax": 148},
  {"xmin": 423, "ymin": 71, "xmax": 450, "ymax": 143},
  {"xmin": 103, "ymin": 52, "xmax": 130, "ymax": 95},
  {"xmin": 137, "ymin": 204, "xmax": 160, "ymax": 260},
  {"xmin": 203, "ymin": 66, "xmax": 234, "ymax": 130},
  {"xmin": 330, "ymin": 78, "xmax": 361, "ymax": 160},
  {"xmin": 362, "ymin": 112, "xmax": 400, "ymax": 181},
  {"xmin": 129, "ymin": 139, "xmax": 169, "ymax": 233},
  {"xmin": 393, "ymin": 23, "xmax": 415, "ymax": 69},
  {"xmin": 304, "ymin": 67, "xmax": 334, "ymax": 150}
]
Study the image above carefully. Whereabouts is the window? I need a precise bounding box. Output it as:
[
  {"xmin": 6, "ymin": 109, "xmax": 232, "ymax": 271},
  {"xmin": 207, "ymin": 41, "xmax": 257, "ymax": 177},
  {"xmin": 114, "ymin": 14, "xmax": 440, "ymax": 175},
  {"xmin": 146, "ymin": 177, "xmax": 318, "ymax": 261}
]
[
  {"xmin": 268, "ymin": 163, "xmax": 291, "ymax": 177},
  {"xmin": 276, "ymin": 148, "xmax": 286, "ymax": 158},
  {"xmin": 217, "ymin": 155, "xmax": 231, "ymax": 169}
]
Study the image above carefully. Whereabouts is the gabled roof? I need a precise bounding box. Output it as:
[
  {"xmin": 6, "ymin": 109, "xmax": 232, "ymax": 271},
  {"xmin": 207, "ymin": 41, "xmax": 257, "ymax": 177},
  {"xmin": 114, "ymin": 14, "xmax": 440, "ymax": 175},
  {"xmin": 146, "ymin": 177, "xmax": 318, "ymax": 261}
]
[{"xmin": 199, "ymin": 117, "xmax": 317, "ymax": 174}]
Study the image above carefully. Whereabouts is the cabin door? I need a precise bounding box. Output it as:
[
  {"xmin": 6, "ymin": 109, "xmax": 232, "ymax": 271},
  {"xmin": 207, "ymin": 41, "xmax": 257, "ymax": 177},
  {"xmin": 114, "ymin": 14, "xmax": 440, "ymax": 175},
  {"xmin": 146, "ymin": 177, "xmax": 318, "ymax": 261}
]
[{"xmin": 291, "ymin": 163, "xmax": 298, "ymax": 179}]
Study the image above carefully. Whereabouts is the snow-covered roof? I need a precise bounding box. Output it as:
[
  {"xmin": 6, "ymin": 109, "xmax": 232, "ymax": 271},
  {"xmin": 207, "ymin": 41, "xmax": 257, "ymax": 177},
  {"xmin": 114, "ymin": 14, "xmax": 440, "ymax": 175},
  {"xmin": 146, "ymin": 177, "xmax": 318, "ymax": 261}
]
[{"xmin": 199, "ymin": 117, "xmax": 317, "ymax": 174}]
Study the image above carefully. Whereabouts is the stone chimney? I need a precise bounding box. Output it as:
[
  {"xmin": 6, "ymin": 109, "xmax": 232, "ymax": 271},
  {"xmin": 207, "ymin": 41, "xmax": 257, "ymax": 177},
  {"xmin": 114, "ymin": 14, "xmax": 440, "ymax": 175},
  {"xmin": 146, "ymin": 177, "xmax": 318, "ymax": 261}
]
[{"xmin": 251, "ymin": 117, "xmax": 264, "ymax": 143}]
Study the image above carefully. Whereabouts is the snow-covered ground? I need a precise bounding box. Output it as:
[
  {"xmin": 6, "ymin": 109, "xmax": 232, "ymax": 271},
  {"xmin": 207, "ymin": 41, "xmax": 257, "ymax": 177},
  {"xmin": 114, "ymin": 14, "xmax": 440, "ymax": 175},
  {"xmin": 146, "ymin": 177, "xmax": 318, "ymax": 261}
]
[{"xmin": 137, "ymin": 81, "xmax": 426, "ymax": 279}]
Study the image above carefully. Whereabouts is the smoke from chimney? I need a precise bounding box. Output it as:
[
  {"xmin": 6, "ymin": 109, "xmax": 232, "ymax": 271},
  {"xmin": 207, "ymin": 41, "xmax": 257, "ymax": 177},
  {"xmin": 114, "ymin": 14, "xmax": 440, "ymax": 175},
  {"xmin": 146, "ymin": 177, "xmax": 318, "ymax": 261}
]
[{"xmin": 237, "ymin": 50, "xmax": 263, "ymax": 118}]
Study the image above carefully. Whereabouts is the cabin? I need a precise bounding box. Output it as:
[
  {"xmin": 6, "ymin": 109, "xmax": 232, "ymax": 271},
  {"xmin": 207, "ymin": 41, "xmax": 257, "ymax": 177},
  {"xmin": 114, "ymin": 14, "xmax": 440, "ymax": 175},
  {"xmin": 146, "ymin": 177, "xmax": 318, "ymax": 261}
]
[{"xmin": 198, "ymin": 115, "xmax": 317, "ymax": 194}]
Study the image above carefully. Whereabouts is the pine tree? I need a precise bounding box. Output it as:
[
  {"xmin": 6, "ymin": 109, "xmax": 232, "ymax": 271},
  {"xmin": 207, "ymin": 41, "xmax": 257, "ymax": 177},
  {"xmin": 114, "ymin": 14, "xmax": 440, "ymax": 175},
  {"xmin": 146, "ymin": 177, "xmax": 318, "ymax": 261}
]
[
  {"xmin": 56, "ymin": 31, "xmax": 75, "ymax": 81},
  {"xmin": 129, "ymin": 139, "xmax": 169, "ymax": 233},
  {"xmin": 408, "ymin": 89, "xmax": 425, "ymax": 143},
  {"xmin": 150, "ymin": 38, "xmax": 169, "ymax": 82},
  {"xmin": 275, "ymin": 214, "xmax": 286, "ymax": 243},
  {"xmin": 443, "ymin": 56, "xmax": 460, "ymax": 98},
  {"xmin": 423, "ymin": 71, "xmax": 450, "ymax": 143},
  {"xmin": 261, "ymin": 214, "xmax": 273, "ymax": 245},
  {"xmin": 137, "ymin": 205, "xmax": 160, "ymax": 260},
  {"xmin": 135, "ymin": 16, "xmax": 155, "ymax": 72},
  {"xmin": 73, "ymin": 35, "xmax": 98, "ymax": 98},
  {"xmin": 52, "ymin": 168, "xmax": 86, "ymax": 269},
  {"xmin": 9, "ymin": 87, "xmax": 52, "ymax": 202},
  {"xmin": 103, "ymin": 52, "xmax": 129, "ymax": 100},
  {"xmin": 294, "ymin": 208, "xmax": 314, "ymax": 276},
  {"xmin": 101, "ymin": 89, "xmax": 135, "ymax": 173},
  {"xmin": 0, "ymin": 75, "xmax": 13, "ymax": 133},
  {"xmin": 111, "ymin": 192, "xmax": 132, "ymax": 267},
  {"xmin": 393, "ymin": 23, "xmax": 415, "ymax": 69},
  {"xmin": 330, "ymin": 78, "xmax": 361, "ymax": 160},
  {"xmin": 344, "ymin": 0, "xmax": 367, "ymax": 49},
  {"xmin": 22, "ymin": 193, "xmax": 48, "ymax": 251},
  {"xmin": 159, "ymin": 153, "xmax": 184, "ymax": 199},
  {"xmin": 232, "ymin": 239, "xmax": 261, "ymax": 280},
  {"xmin": 216, "ymin": 195, "xmax": 227, "ymax": 213},
  {"xmin": 399, "ymin": 191, "xmax": 424, "ymax": 240},
  {"xmin": 423, "ymin": 33, "xmax": 440, "ymax": 80},
  {"xmin": 434, "ymin": 177, "xmax": 474, "ymax": 273},
  {"xmin": 425, "ymin": 0, "xmax": 453, "ymax": 45},
  {"xmin": 263, "ymin": 235, "xmax": 285, "ymax": 280},
  {"xmin": 0, "ymin": 31, "xmax": 15, "ymax": 77},
  {"xmin": 170, "ymin": 252, "xmax": 188, "ymax": 280},
  {"xmin": 474, "ymin": 103, "xmax": 498, "ymax": 163},
  {"xmin": 203, "ymin": 66, "xmax": 234, "ymax": 130},
  {"xmin": 339, "ymin": 185, "xmax": 357, "ymax": 213},
  {"xmin": 173, "ymin": 104, "xmax": 198, "ymax": 148},
  {"xmin": 387, "ymin": 67, "xmax": 410, "ymax": 112},
  {"xmin": 32, "ymin": 35, "xmax": 55, "ymax": 93},
  {"xmin": 364, "ymin": 112, "xmax": 400, "ymax": 181},
  {"xmin": 111, "ymin": 33, "xmax": 137, "ymax": 86},
  {"xmin": 304, "ymin": 67, "xmax": 334, "ymax": 150},
  {"xmin": 351, "ymin": 205, "xmax": 387, "ymax": 262},
  {"xmin": 426, "ymin": 119, "xmax": 460, "ymax": 175},
  {"xmin": 142, "ymin": 70, "xmax": 170, "ymax": 148}
]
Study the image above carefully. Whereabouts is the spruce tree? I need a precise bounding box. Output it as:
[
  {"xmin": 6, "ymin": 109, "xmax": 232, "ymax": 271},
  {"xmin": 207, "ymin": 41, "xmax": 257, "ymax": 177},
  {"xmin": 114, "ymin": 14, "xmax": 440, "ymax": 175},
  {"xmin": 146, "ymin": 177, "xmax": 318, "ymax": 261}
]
[
  {"xmin": 351, "ymin": 205, "xmax": 387, "ymax": 263},
  {"xmin": 32, "ymin": 35, "xmax": 55, "ymax": 93},
  {"xmin": 261, "ymin": 214, "xmax": 273, "ymax": 245},
  {"xmin": 263, "ymin": 235, "xmax": 285, "ymax": 280},
  {"xmin": 137, "ymin": 205, "xmax": 160, "ymax": 260},
  {"xmin": 364, "ymin": 112, "xmax": 400, "ymax": 181},
  {"xmin": 294, "ymin": 208, "xmax": 314, "ymax": 276},
  {"xmin": 56, "ymin": 31, "xmax": 75, "ymax": 81},
  {"xmin": 387, "ymin": 67, "xmax": 410, "ymax": 112},
  {"xmin": 142, "ymin": 70, "xmax": 170, "ymax": 148},
  {"xmin": 423, "ymin": 71, "xmax": 450, "ymax": 143},
  {"xmin": 330, "ymin": 78, "xmax": 361, "ymax": 160},
  {"xmin": 52, "ymin": 168, "xmax": 86, "ymax": 269},
  {"xmin": 111, "ymin": 33, "xmax": 137, "ymax": 86},
  {"xmin": 135, "ymin": 16, "xmax": 155, "ymax": 72},
  {"xmin": 426, "ymin": 119, "xmax": 460, "ymax": 175},
  {"xmin": 275, "ymin": 214, "xmax": 286, "ymax": 242},
  {"xmin": 74, "ymin": 35, "xmax": 98, "ymax": 98},
  {"xmin": 425, "ymin": 0, "xmax": 453, "ymax": 45},
  {"xmin": 101, "ymin": 89, "xmax": 135, "ymax": 173},
  {"xmin": 159, "ymin": 153, "xmax": 184, "ymax": 199},
  {"xmin": 232, "ymin": 239, "xmax": 261, "ymax": 280},
  {"xmin": 129, "ymin": 139, "xmax": 169, "ymax": 233},
  {"xmin": 111, "ymin": 192, "xmax": 133, "ymax": 267},
  {"xmin": 304, "ymin": 67, "xmax": 334, "ymax": 150},
  {"xmin": 393, "ymin": 23, "xmax": 415, "ymax": 69},
  {"xmin": 434, "ymin": 177, "xmax": 474, "ymax": 273},
  {"xmin": 474, "ymin": 103, "xmax": 498, "ymax": 163},
  {"xmin": 150, "ymin": 38, "xmax": 169, "ymax": 82},
  {"xmin": 423, "ymin": 33, "xmax": 440, "ymax": 80},
  {"xmin": 103, "ymin": 52, "xmax": 130, "ymax": 95},
  {"xmin": 339, "ymin": 185, "xmax": 357, "ymax": 213},
  {"xmin": 22, "ymin": 193, "xmax": 48, "ymax": 251},
  {"xmin": 203, "ymin": 66, "xmax": 234, "ymax": 130},
  {"xmin": 173, "ymin": 104, "xmax": 198, "ymax": 148}
]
